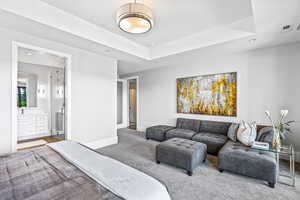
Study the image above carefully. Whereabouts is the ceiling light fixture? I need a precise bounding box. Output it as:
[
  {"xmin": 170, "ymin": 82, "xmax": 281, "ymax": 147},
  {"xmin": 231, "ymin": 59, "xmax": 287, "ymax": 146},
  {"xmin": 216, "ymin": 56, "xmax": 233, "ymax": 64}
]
[{"xmin": 116, "ymin": 0, "xmax": 153, "ymax": 34}]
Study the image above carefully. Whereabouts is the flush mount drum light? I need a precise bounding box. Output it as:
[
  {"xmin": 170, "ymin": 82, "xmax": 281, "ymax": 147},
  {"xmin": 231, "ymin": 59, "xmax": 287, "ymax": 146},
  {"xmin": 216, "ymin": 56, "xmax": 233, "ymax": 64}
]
[{"xmin": 117, "ymin": 0, "xmax": 153, "ymax": 34}]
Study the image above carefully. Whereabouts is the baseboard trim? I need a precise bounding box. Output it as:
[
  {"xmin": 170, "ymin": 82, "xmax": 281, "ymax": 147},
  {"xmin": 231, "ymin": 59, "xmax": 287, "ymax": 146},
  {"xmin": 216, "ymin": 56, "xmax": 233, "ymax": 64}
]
[
  {"xmin": 117, "ymin": 123, "xmax": 127, "ymax": 129},
  {"xmin": 136, "ymin": 126, "xmax": 147, "ymax": 132},
  {"xmin": 83, "ymin": 136, "xmax": 118, "ymax": 150},
  {"xmin": 18, "ymin": 132, "xmax": 50, "ymax": 141}
]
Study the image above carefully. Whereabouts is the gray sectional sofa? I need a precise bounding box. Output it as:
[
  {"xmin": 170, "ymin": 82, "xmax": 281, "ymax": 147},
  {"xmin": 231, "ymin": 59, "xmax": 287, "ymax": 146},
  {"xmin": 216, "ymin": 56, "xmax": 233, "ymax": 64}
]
[
  {"xmin": 165, "ymin": 119, "xmax": 231, "ymax": 155},
  {"xmin": 146, "ymin": 118, "xmax": 277, "ymax": 188}
]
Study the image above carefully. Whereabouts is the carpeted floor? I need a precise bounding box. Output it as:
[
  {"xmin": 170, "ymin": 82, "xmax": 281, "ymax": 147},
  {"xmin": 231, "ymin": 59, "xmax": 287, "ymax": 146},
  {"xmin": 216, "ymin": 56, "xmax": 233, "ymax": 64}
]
[{"xmin": 97, "ymin": 128, "xmax": 300, "ymax": 200}]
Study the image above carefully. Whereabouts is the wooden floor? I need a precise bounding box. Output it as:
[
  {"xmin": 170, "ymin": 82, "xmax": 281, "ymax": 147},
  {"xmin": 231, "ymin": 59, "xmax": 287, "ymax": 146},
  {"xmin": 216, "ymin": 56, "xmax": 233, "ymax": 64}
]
[
  {"xmin": 43, "ymin": 136, "xmax": 63, "ymax": 143},
  {"xmin": 17, "ymin": 136, "xmax": 63, "ymax": 150}
]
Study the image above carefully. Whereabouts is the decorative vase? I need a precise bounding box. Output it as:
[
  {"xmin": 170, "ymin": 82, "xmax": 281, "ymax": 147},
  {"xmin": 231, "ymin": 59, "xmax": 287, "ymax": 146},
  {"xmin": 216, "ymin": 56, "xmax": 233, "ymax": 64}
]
[{"xmin": 272, "ymin": 129, "xmax": 281, "ymax": 150}]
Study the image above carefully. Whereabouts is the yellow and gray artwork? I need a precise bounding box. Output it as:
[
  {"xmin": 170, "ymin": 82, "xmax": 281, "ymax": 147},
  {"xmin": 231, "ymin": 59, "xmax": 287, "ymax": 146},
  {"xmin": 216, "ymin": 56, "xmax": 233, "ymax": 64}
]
[{"xmin": 177, "ymin": 72, "xmax": 237, "ymax": 116}]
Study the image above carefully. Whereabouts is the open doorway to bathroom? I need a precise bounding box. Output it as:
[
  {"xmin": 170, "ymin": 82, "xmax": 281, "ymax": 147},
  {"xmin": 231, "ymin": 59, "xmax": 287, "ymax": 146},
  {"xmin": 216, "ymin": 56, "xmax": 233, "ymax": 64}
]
[{"xmin": 12, "ymin": 43, "xmax": 71, "ymax": 151}]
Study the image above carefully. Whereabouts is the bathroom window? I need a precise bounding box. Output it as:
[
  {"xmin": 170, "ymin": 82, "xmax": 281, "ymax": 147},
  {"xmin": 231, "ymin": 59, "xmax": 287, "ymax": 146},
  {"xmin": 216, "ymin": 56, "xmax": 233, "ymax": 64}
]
[{"xmin": 17, "ymin": 86, "xmax": 27, "ymax": 107}]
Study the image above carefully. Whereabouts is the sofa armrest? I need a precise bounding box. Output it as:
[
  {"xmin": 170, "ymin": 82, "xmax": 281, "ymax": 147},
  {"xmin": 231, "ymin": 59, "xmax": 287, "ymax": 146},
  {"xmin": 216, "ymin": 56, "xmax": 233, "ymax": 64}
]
[{"xmin": 256, "ymin": 127, "xmax": 274, "ymax": 145}]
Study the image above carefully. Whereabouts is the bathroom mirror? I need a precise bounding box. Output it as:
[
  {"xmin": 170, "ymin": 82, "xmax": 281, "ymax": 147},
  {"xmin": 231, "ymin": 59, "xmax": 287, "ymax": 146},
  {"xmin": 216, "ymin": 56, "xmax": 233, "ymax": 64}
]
[{"xmin": 17, "ymin": 72, "xmax": 38, "ymax": 108}]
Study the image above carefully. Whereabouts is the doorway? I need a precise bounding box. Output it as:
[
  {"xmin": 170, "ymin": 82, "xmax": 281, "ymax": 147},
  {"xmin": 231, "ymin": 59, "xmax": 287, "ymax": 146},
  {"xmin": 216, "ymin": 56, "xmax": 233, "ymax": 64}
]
[
  {"xmin": 12, "ymin": 42, "xmax": 71, "ymax": 151},
  {"xmin": 116, "ymin": 76, "xmax": 138, "ymax": 130},
  {"xmin": 128, "ymin": 79, "xmax": 137, "ymax": 130}
]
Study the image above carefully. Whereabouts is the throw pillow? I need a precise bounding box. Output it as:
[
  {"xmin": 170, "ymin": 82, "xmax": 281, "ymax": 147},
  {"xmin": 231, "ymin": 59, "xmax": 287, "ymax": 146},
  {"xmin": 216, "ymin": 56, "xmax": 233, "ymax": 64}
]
[
  {"xmin": 237, "ymin": 121, "xmax": 257, "ymax": 146},
  {"xmin": 257, "ymin": 126, "xmax": 274, "ymax": 145},
  {"xmin": 227, "ymin": 123, "xmax": 239, "ymax": 142}
]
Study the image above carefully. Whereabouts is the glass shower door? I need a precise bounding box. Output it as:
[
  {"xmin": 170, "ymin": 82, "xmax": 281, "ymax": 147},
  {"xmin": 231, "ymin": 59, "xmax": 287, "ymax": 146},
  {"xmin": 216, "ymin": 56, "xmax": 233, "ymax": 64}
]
[{"xmin": 50, "ymin": 68, "xmax": 65, "ymax": 140}]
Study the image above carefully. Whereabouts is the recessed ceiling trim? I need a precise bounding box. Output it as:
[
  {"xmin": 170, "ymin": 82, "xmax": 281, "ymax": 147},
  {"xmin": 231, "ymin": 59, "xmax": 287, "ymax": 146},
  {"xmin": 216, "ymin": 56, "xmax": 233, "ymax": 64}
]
[
  {"xmin": 0, "ymin": 0, "xmax": 257, "ymax": 61},
  {"xmin": 0, "ymin": 0, "xmax": 151, "ymax": 59},
  {"xmin": 150, "ymin": 17, "xmax": 256, "ymax": 59}
]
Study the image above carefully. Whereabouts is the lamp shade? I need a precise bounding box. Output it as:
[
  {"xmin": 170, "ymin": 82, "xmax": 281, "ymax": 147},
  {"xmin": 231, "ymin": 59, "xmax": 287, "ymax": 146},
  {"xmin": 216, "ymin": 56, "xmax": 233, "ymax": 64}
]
[{"xmin": 117, "ymin": 3, "xmax": 153, "ymax": 34}]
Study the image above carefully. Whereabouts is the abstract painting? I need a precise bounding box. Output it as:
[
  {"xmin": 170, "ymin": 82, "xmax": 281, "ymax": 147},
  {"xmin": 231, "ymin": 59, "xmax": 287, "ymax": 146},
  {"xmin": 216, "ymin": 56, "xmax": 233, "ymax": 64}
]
[{"xmin": 177, "ymin": 72, "xmax": 237, "ymax": 116}]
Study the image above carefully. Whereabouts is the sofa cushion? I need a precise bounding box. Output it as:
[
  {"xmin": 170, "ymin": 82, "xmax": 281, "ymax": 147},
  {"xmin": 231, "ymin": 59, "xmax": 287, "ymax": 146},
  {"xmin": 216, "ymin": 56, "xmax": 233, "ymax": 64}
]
[
  {"xmin": 166, "ymin": 128, "xmax": 197, "ymax": 140},
  {"xmin": 227, "ymin": 123, "xmax": 239, "ymax": 142},
  {"xmin": 146, "ymin": 125, "xmax": 175, "ymax": 141},
  {"xmin": 192, "ymin": 132, "xmax": 228, "ymax": 155},
  {"xmin": 256, "ymin": 127, "xmax": 274, "ymax": 145},
  {"xmin": 218, "ymin": 140, "xmax": 277, "ymax": 184},
  {"xmin": 176, "ymin": 118, "xmax": 201, "ymax": 132},
  {"xmin": 199, "ymin": 120, "xmax": 231, "ymax": 136}
]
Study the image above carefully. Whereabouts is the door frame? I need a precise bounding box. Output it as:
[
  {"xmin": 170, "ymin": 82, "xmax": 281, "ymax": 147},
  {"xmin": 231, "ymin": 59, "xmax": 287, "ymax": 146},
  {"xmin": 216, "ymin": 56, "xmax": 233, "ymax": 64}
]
[
  {"xmin": 117, "ymin": 76, "xmax": 139, "ymax": 130},
  {"xmin": 126, "ymin": 76, "xmax": 139, "ymax": 130},
  {"xmin": 11, "ymin": 41, "xmax": 72, "ymax": 152},
  {"xmin": 117, "ymin": 79, "xmax": 128, "ymax": 129}
]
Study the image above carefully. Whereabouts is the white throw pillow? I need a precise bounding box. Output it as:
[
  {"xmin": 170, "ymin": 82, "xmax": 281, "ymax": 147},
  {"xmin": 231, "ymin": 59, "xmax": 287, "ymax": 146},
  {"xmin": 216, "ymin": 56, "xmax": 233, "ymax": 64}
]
[{"xmin": 237, "ymin": 121, "xmax": 257, "ymax": 146}]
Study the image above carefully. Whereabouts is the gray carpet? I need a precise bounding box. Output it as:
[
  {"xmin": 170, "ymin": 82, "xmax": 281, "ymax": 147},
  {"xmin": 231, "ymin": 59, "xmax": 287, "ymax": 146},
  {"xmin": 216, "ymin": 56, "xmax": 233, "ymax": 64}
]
[{"xmin": 97, "ymin": 128, "xmax": 300, "ymax": 200}]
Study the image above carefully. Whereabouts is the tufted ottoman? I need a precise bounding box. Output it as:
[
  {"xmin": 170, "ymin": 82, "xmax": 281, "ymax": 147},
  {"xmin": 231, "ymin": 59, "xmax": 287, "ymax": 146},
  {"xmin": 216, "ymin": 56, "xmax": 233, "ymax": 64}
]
[
  {"xmin": 156, "ymin": 138, "xmax": 207, "ymax": 176},
  {"xmin": 146, "ymin": 125, "xmax": 175, "ymax": 141},
  {"xmin": 218, "ymin": 140, "xmax": 277, "ymax": 188}
]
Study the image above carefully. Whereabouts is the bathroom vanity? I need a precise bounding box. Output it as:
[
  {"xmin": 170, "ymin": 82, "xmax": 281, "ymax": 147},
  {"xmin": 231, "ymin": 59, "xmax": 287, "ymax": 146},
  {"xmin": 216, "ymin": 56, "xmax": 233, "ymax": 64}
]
[{"xmin": 18, "ymin": 108, "xmax": 49, "ymax": 141}]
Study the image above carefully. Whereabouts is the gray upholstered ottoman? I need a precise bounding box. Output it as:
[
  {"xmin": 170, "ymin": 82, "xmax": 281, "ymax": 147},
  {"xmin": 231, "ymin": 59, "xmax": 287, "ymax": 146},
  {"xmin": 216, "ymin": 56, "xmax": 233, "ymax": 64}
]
[
  {"xmin": 218, "ymin": 140, "xmax": 277, "ymax": 188},
  {"xmin": 146, "ymin": 125, "xmax": 175, "ymax": 141},
  {"xmin": 156, "ymin": 138, "xmax": 207, "ymax": 176}
]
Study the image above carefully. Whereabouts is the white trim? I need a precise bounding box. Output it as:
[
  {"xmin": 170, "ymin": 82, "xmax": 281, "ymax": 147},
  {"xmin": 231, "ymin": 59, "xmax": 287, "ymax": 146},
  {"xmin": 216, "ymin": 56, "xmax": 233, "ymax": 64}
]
[
  {"xmin": 123, "ymin": 76, "xmax": 139, "ymax": 130},
  {"xmin": 117, "ymin": 124, "xmax": 128, "ymax": 129},
  {"xmin": 65, "ymin": 53, "xmax": 72, "ymax": 141},
  {"xmin": 11, "ymin": 43, "xmax": 18, "ymax": 153},
  {"xmin": 83, "ymin": 137, "xmax": 118, "ymax": 150},
  {"xmin": 0, "ymin": 1, "xmax": 255, "ymax": 60},
  {"xmin": 11, "ymin": 41, "xmax": 72, "ymax": 152},
  {"xmin": 136, "ymin": 127, "xmax": 147, "ymax": 132},
  {"xmin": 0, "ymin": 0, "xmax": 149, "ymax": 59},
  {"xmin": 18, "ymin": 133, "xmax": 51, "ymax": 141}
]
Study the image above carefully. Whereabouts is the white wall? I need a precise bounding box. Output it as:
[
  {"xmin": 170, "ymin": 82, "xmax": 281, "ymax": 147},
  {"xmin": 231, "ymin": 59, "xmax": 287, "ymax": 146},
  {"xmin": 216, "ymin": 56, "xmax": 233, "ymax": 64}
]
[
  {"xmin": 18, "ymin": 48, "xmax": 65, "ymax": 68},
  {"xmin": 0, "ymin": 27, "xmax": 117, "ymax": 155},
  {"xmin": 121, "ymin": 43, "xmax": 300, "ymax": 159},
  {"xmin": 122, "ymin": 53, "xmax": 249, "ymax": 129},
  {"xmin": 247, "ymin": 44, "xmax": 300, "ymax": 154},
  {"xmin": 0, "ymin": 34, "xmax": 12, "ymax": 154},
  {"xmin": 71, "ymin": 50, "xmax": 117, "ymax": 144}
]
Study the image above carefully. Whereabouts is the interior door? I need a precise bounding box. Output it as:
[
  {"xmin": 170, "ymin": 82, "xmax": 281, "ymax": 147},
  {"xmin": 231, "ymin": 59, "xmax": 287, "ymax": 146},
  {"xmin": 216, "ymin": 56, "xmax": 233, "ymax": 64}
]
[
  {"xmin": 117, "ymin": 81, "xmax": 123, "ymax": 125},
  {"xmin": 50, "ymin": 68, "xmax": 65, "ymax": 139},
  {"xmin": 128, "ymin": 80, "xmax": 137, "ymax": 129}
]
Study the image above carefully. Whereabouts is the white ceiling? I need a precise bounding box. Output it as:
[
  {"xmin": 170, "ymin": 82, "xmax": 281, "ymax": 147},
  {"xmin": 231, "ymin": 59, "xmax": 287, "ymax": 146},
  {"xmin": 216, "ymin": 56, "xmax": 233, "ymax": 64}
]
[
  {"xmin": 18, "ymin": 47, "xmax": 66, "ymax": 68},
  {"xmin": 39, "ymin": 0, "xmax": 253, "ymax": 47},
  {"xmin": 0, "ymin": 0, "xmax": 300, "ymax": 74},
  {"xmin": 118, "ymin": 30, "xmax": 300, "ymax": 74}
]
